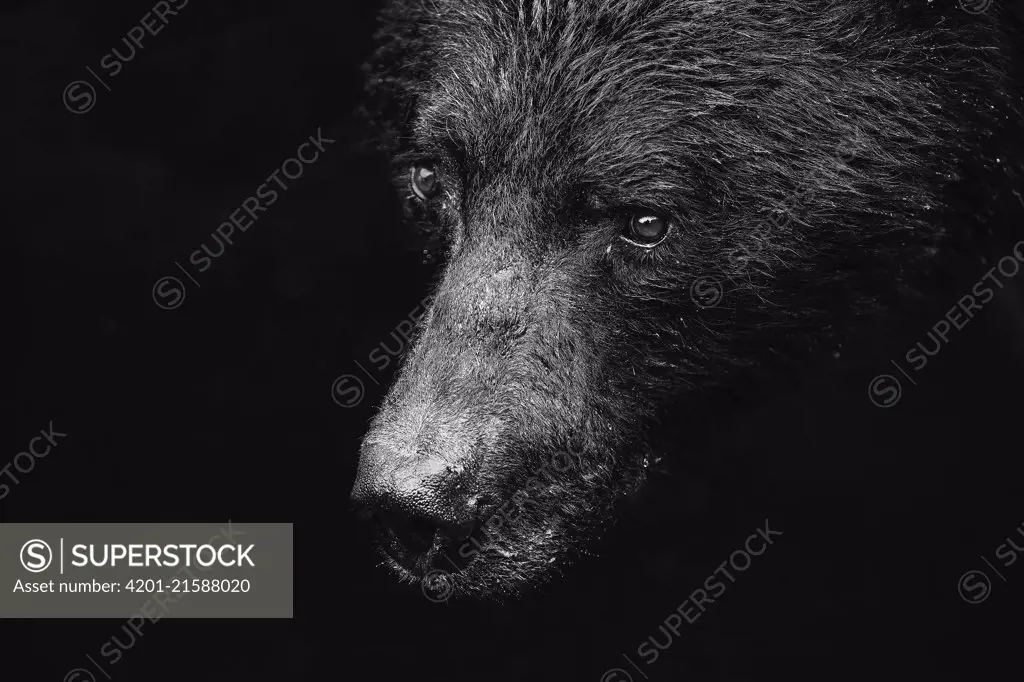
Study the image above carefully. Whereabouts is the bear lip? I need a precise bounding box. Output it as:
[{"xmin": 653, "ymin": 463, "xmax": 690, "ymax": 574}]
[
  {"xmin": 374, "ymin": 518, "xmax": 481, "ymax": 580},
  {"xmin": 377, "ymin": 528, "xmax": 427, "ymax": 576}
]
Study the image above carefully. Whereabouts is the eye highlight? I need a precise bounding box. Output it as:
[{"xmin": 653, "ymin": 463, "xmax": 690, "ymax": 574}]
[
  {"xmin": 410, "ymin": 163, "xmax": 442, "ymax": 201},
  {"xmin": 621, "ymin": 211, "xmax": 671, "ymax": 247}
]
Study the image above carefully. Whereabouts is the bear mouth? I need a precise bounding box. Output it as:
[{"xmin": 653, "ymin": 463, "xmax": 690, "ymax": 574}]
[
  {"xmin": 369, "ymin": 511, "xmax": 486, "ymax": 580},
  {"xmin": 357, "ymin": 471, "xmax": 595, "ymax": 597}
]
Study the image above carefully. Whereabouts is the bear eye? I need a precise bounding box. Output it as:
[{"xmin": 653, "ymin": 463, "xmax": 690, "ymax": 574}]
[
  {"xmin": 622, "ymin": 211, "xmax": 671, "ymax": 247},
  {"xmin": 410, "ymin": 163, "xmax": 441, "ymax": 201}
]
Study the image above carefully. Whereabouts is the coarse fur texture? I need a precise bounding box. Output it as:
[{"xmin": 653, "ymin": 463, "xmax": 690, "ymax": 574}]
[{"xmin": 352, "ymin": 0, "xmax": 1024, "ymax": 599}]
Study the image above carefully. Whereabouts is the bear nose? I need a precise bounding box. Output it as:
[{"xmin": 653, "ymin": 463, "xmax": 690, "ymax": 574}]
[{"xmin": 350, "ymin": 444, "xmax": 478, "ymax": 560}]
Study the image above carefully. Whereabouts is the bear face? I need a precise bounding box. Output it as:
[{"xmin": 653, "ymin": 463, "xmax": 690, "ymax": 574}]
[{"xmin": 350, "ymin": 0, "xmax": 1021, "ymax": 598}]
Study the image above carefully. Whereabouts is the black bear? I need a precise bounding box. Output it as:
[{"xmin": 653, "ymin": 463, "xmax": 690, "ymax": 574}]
[{"xmin": 350, "ymin": 0, "xmax": 1024, "ymax": 599}]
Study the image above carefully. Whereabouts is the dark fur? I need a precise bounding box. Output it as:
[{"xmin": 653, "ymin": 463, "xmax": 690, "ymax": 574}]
[{"xmin": 356, "ymin": 0, "xmax": 1024, "ymax": 598}]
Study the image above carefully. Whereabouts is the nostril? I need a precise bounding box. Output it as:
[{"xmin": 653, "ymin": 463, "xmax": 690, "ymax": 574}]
[{"xmin": 351, "ymin": 444, "xmax": 482, "ymax": 569}]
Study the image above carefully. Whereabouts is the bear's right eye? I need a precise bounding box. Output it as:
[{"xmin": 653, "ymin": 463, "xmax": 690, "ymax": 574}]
[
  {"xmin": 622, "ymin": 211, "xmax": 672, "ymax": 247},
  {"xmin": 410, "ymin": 163, "xmax": 442, "ymax": 201}
]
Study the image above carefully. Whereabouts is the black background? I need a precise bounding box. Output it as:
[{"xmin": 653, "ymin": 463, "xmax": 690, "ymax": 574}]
[{"xmin": 6, "ymin": 0, "xmax": 1023, "ymax": 680}]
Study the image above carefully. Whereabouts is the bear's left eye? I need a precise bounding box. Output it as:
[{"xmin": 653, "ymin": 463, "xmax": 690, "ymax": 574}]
[
  {"xmin": 410, "ymin": 163, "xmax": 442, "ymax": 201},
  {"xmin": 622, "ymin": 211, "xmax": 671, "ymax": 247}
]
